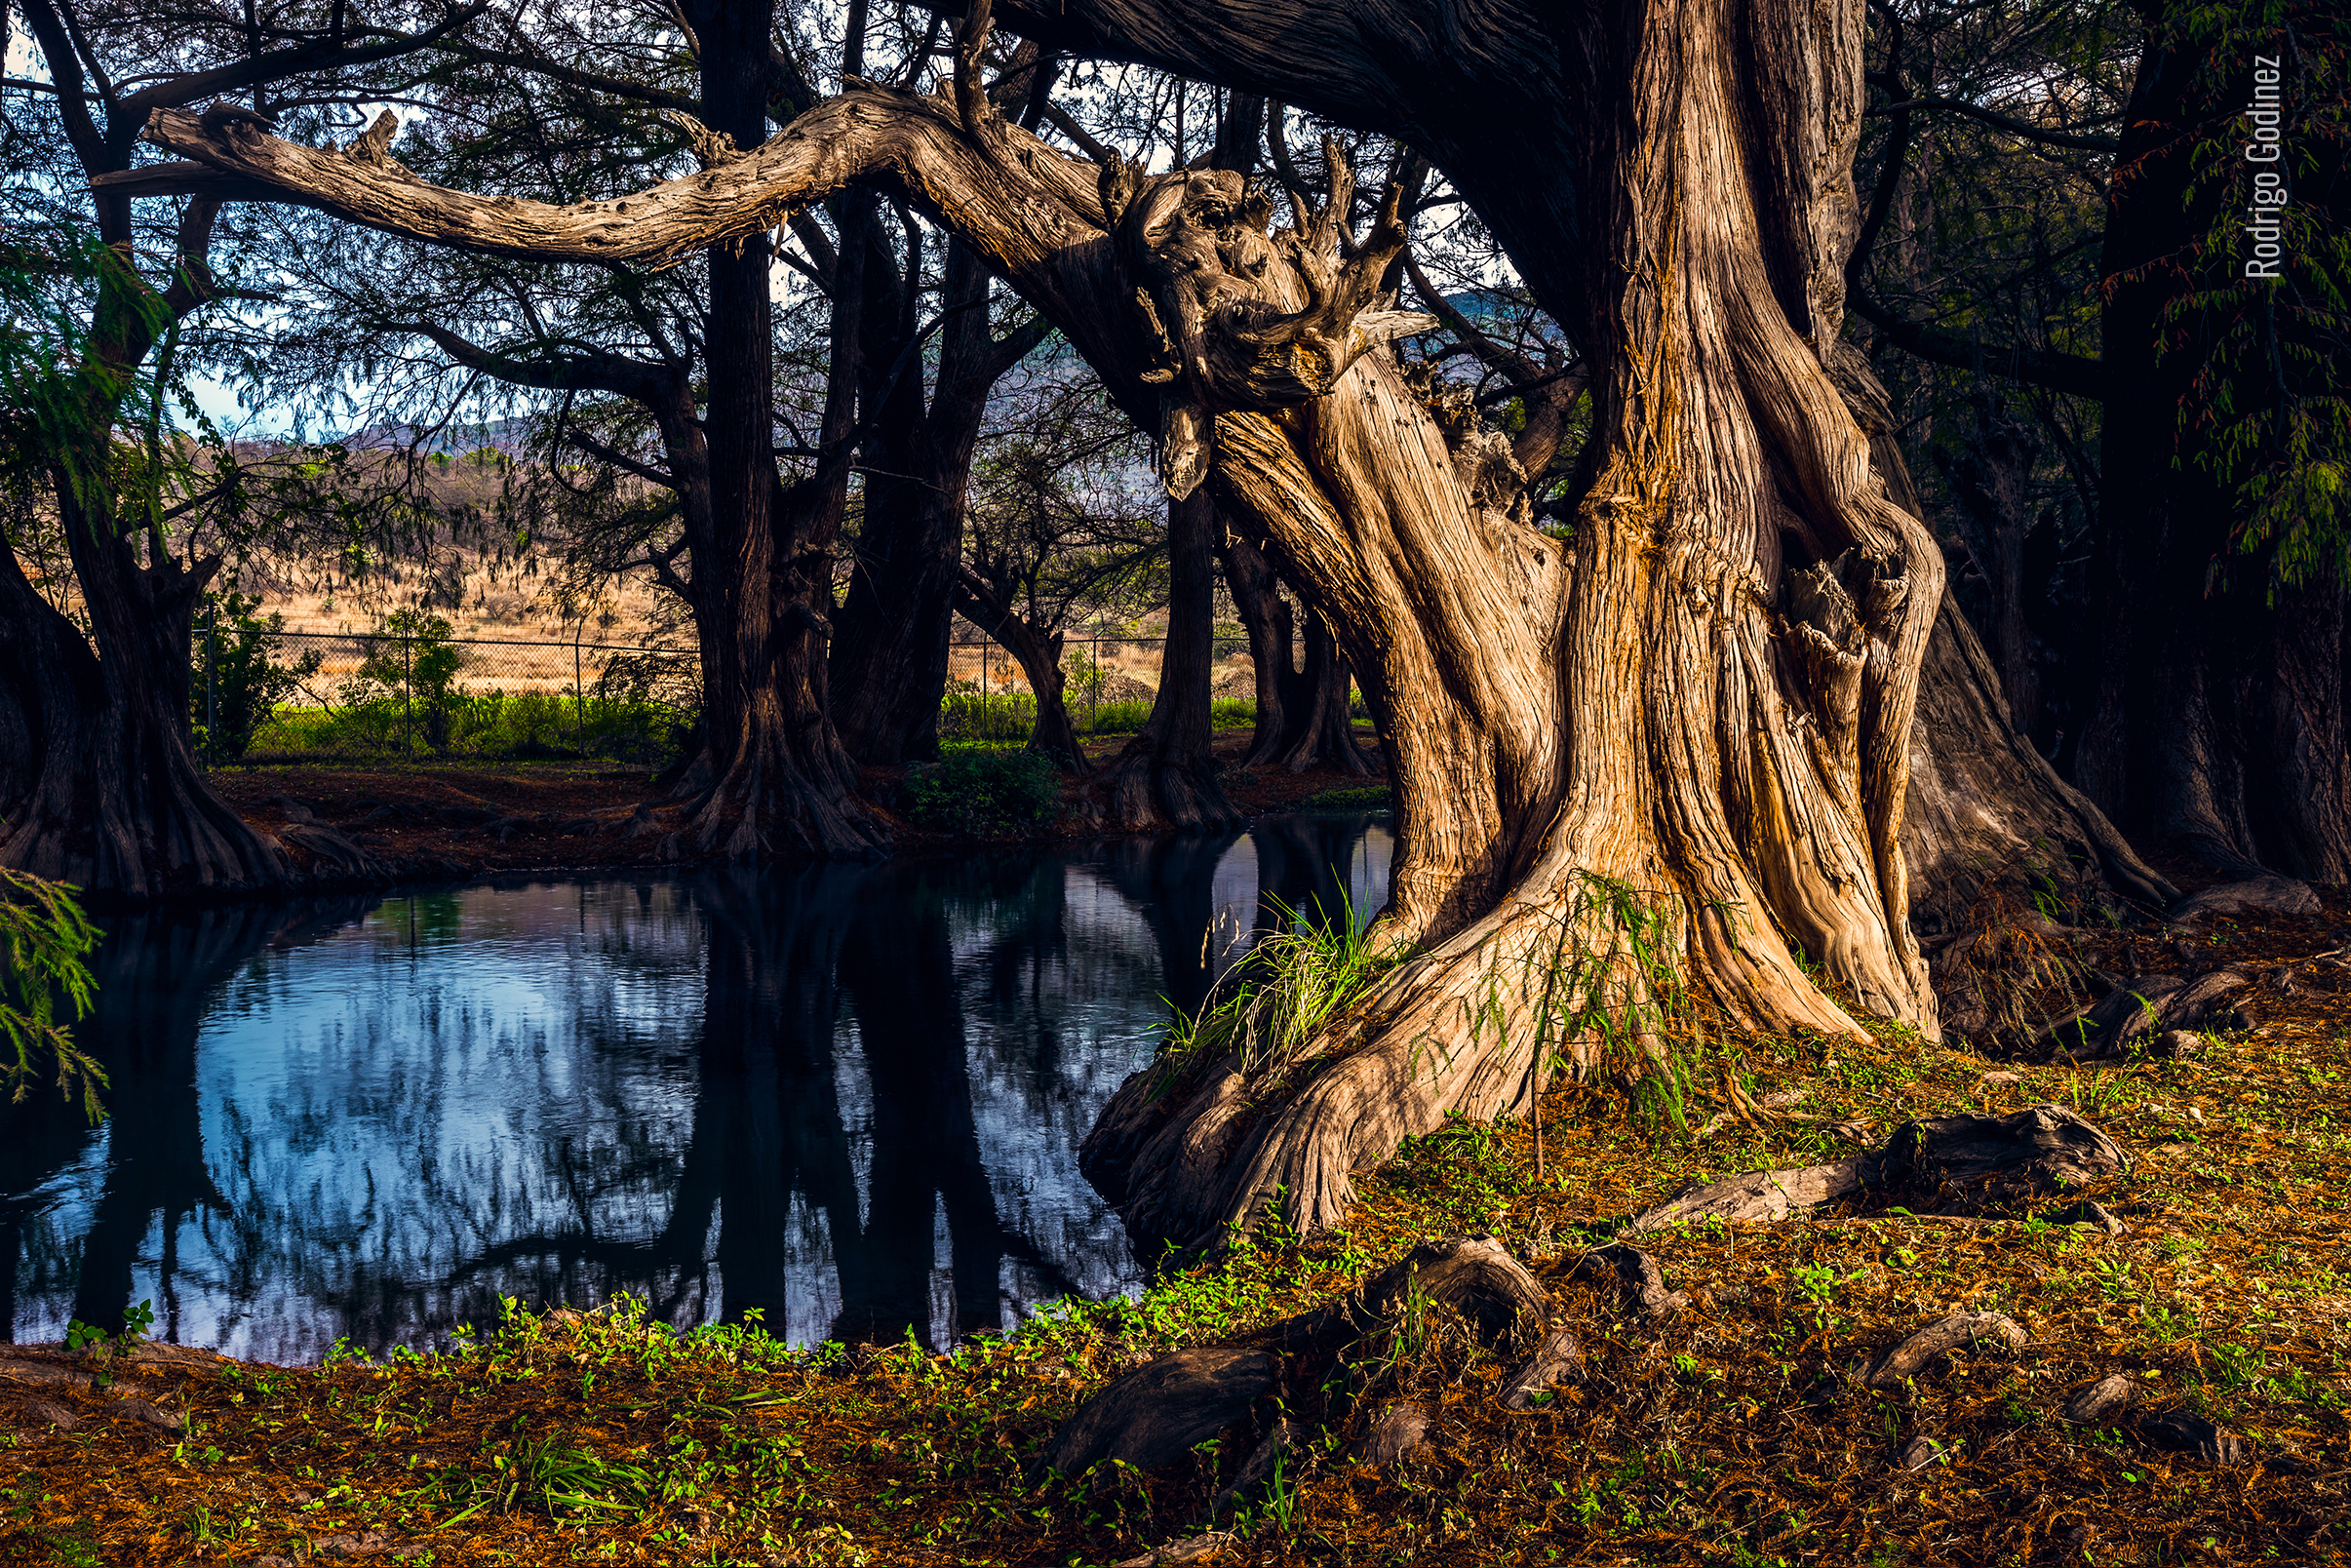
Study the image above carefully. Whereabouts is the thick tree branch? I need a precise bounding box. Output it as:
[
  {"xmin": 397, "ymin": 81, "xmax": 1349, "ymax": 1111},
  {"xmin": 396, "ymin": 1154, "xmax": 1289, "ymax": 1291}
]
[
  {"xmin": 393, "ymin": 321, "xmax": 679, "ymax": 404},
  {"xmin": 435, "ymin": 43, "xmax": 695, "ymax": 113},
  {"xmin": 565, "ymin": 427, "xmax": 678, "ymax": 490},
  {"xmin": 116, "ymin": 90, "xmax": 1107, "ymax": 268}
]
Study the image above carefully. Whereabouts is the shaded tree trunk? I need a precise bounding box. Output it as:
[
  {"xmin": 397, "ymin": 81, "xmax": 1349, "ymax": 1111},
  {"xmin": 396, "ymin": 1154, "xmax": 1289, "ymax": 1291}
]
[
  {"xmin": 953, "ymin": 571, "xmax": 1090, "ymax": 769},
  {"xmin": 1076, "ymin": 490, "xmax": 1240, "ymax": 831},
  {"xmin": 1219, "ymin": 529, "xmax": 1374, "ymax": 775},
  {"xmin": 0, "ymin": 532, "xmax": 285, "ymax": 900},
  {"xmin": 652, "ymin": 0, "xmax": 882, "ymax": 859},
  {"xmin": 1938, "ymin": 394, "xmax": 2045, "ymax": 739}
]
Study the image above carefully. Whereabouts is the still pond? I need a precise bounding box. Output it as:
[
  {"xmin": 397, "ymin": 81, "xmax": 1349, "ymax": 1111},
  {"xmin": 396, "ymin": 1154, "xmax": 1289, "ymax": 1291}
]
[{"xmin": 0, "ymin": 813, "xmax": 1391, "ymax": 1363}]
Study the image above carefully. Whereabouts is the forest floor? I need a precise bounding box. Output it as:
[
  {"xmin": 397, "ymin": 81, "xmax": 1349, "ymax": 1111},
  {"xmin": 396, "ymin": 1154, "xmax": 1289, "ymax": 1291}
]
[
  {"xmin": 200, "ymin": 723, "xmax": 1393, "ymax": 881},
  {"xmin": 3, "ymin": 888, "xmax": 2346, "ymax": 1564}
]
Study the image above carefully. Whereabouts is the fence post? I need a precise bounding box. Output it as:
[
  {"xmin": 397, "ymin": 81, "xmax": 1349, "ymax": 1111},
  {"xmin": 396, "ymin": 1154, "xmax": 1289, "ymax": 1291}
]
[
  {"xmin": 402, "ymin": 635, "xmax": 413, "ymax": 756},
  {"xmin": 203, "ymin": 607, "xmax": 217, "ymax": 770},
  {"xmin": 573, "ymin": 628, "xmax": 585, "ymax": 758}
]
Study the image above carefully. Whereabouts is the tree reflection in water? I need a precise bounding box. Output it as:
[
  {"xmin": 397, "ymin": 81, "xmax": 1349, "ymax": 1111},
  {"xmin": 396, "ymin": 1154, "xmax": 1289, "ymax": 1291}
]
[{"xmin": 0, "ymin": 815, "xmax": 1390, "ymax": 1360}]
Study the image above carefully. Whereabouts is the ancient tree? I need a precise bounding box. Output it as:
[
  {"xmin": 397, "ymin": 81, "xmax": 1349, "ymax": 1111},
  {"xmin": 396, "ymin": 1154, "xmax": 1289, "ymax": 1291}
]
[{"xmin": 126, "ymin": 0, "xmax": 2165, "ymax": 1249}]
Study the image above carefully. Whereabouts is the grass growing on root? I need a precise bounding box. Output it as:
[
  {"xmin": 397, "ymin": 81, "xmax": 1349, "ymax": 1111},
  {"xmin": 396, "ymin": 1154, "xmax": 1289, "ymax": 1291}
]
[{"xmin": 6, "ymin": 908, "xmax": 2350, "ymax": 1564}]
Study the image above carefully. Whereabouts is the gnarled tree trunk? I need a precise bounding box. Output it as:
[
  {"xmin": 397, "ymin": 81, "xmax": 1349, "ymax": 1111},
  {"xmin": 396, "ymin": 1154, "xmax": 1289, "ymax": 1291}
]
[
  {"xmin": 0, "ymin": 531, "xmax": 285, "ymax": 901},
  {"xmin": 136, "ymin": 0, "xmax": 2031, "ymax": 1249}
]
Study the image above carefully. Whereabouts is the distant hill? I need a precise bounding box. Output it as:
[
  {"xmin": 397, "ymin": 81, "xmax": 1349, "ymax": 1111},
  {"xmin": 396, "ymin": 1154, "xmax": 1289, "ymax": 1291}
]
[{"xmin": 342, "ymin": 415, "xmax": 536, "ymax": 455}]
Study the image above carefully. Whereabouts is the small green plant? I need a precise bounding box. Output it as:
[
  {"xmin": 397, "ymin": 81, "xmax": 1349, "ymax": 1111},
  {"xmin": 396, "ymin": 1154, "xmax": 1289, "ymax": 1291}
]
[
  {"xmin": 192, "ymin": 591, "xmax": 324, "ymax": 762},
  {"xmin": 1156, "ymin": 891, "xmax": 1399, "ymax": 1094},
  {"xmin": 1299, "ymin": 784, "xmax": 1392, "ymax": 811},
  {"xmin": 0, "ymin": 866, "xmax": 105, "ymax": 1120},
  {"xmin": 903, "ymin": 748, "xmax": 1062, "ymax": 836},
  {"xmin": 1082, "ymin": 698, "xmax": 1154, "ymax": 734},
  {"xmin": 1209, "ymin": 696, "xmax": 1256, "ymax": 728},
  {"xmin": 938, "ymin": 690, "xmax": 1037, "ymax": 743},
  {"xmin": 65, "ymin": 1298, "xmax": 152, "ymax": 1360}
]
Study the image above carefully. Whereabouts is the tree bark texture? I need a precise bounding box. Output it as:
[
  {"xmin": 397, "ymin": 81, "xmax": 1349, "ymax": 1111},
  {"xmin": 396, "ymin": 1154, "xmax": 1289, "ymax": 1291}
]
[
  {"xmin": 0, "ymin": 11, "xmax": 298, "ymax": 900},
  {"xmin": 137, "ymin": 14, "xmax": 1970, "ymax": 1248},
  {"xmin": 1219, "ymin": 530, "xmax": 1374, "ymax": 775},
  {"xmin": 0, "ymin": 534, "xmax": 285, "ymax": 901},
  {"xmin": 652, "ymin": 0, "xmax": 882, "ymax": 859},
  {"xmin": 2067, "ymin": 6, "xmax": 2351, "ymax": 882}
]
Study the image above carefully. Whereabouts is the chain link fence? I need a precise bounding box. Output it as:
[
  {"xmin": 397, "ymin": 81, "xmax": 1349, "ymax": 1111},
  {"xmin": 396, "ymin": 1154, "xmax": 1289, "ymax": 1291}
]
[
  {"xmin": 194, "ymin": 617, "xmax": 1263, "ymax": 764},
  {"xmin": 195, "ymin": 626, "xmax": 700, "ymax": 767}
]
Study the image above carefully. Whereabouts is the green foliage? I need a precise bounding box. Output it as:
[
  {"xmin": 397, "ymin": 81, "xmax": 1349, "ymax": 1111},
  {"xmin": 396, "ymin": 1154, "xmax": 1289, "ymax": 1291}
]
[
  {"xmin": 1156, "ymin": 892, "xmax": 1400, "ymax": 1096},
  {"xmin": 193, "ymin": 593, "xmax": 324, "ymax": 762},
  {"xmin": 1300, "ymin": 784, "xmax": 1393, "ymax": 811},
  {"xmin": 1082, "ymin": 699, "xmax": 1153, "ymax": 734},
  {"xmin": 65, "ymin": 1299, "xmax": 152, "ymax": 1359},
  {"xmin": 1209, "ymin": 696, "xmax": 1256, "ymax": 728},
  {"xmin": 937, "ymin": 690, "xmax": 1037, "ymax": 743},
  {"xmin": 903, "ymin": 749, "xmax": 1062, "ymax": 837},
  {"xmin": 347, "ymin": 609, "xmax": 466, "ymax": 751},
  {"xmin": 1517, "ymin": 871, "xmax": 1705, "ymax": 1135},
  {"xmin": 0, "ymin": 867, "xmax": 105, "ymax": 1122}
]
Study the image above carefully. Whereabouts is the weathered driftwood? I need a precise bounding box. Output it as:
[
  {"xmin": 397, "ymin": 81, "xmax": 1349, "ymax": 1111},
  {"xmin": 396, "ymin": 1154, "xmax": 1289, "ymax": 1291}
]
[
  {"xmin": 1040, "ymin": 1348, "xmax": 1278, "ymax": 1477},
  {"xmin": 2136, "ymin": 1409, "xmax": 2251, "ymax": 1466},
  {"xmin": 1350, "ymin": 1402, "xmax": 1430, "ymax": 1463},
  {"xmin": 1874, "ymin": 1104, "xmax": 2126, "ymax": 1209},
  {"xmin": 2052, "ymin": 970, "xmax": 2250, "ymax": 1057},
  {"xmin": 1355, "ymin": 1235, "xmax": 1550, "ymax": 1349},
  {"xmin": 1626, "ymin": 1104, "xmax": 2126, "ymax": 1233},
  {"xmin": 1624, "ymin": 1157, "xmax": 1871, "ymax": 1232},
  {"xmin": 1045, "ymin": 1237, "xmax": 1556, "ymax": 1488},
  {"xmin": 1864, "ymin": 1312, "xmax": 2028, "ymax": 1389},
  {"xmin": 1568, "ymin": 1243, "xmax": 1691, "ymax": 1320},
  {"xmin": 2169, "ymin": 877, "xmax": 2321, "ymax": 921},
  {"xmin": 2061, "ymin": 1373, "xmax": 2141, "ymax": 1425},
  {"xmin": 1499, "ymin": 1328, "xmax": 1587, "ymax": 1411},
  {"xmin": 1113, "ymin": 1534, "xmax": 1238, "ymax": 1568}
]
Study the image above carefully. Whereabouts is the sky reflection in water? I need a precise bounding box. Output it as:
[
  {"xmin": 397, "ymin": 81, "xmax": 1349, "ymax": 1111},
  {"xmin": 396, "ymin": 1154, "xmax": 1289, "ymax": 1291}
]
[{"xmin": 0, "ymin": 814, "xmax": 1390, "ymax": 1363}]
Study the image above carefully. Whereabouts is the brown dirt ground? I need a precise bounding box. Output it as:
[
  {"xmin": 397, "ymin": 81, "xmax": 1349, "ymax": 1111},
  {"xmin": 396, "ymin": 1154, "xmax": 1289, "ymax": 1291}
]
[{"xmin": 202, "ymin": 725, "xmax": 1392, "ymax": 882}]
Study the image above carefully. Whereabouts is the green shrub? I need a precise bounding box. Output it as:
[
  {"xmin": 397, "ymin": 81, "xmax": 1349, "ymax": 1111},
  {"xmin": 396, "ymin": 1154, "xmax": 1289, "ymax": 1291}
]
[
  {"xmin": 1299, "ymin": 784, "xmax": 1392, "ymax": 811},
  {"xmin": 939, "ymin": 691, "xmax": 1037, "ymax": 743},
  {"xmin": 1210, "ymin": 697, "xmax": 1256, "ymax": 728},
  {"xmin": 904, "ymin": 749, "xmax": 1062, "ymax": 836},
  {"xmin": 192, "ymin": 592, "xmax": 324, "ymax": 762},
  {"xmin": 1083, "ymin": 699, "xmax": 1153, "ymax": 734}
]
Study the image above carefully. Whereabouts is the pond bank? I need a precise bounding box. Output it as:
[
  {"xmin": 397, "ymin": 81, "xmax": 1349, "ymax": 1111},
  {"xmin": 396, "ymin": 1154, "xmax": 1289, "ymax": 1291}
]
[
  {"xmin": 5, "ymin": 900, "xmax": 2345, "ymax": 1564},
  {"xmin": 197, "ymin": 725, "xmax": 1391, "ymax": 890}
]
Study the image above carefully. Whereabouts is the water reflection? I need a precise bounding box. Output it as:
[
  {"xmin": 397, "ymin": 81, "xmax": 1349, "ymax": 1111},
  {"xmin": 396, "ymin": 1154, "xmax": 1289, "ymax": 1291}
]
[{"xmin": 0, "ymin": 814, "xmax": 1390, "ymax": 1361}]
